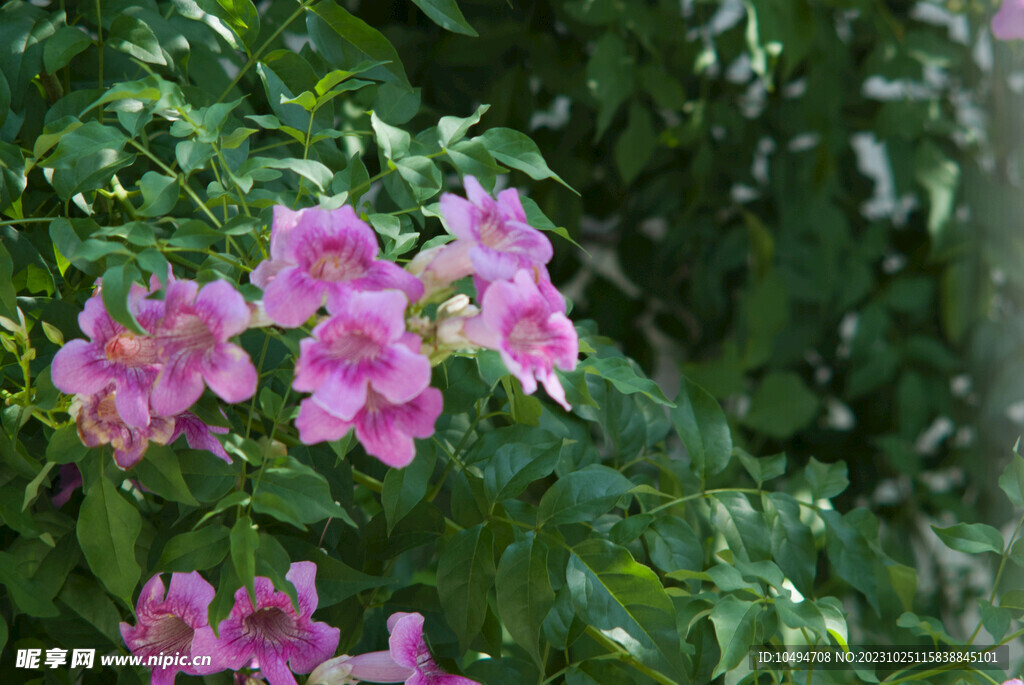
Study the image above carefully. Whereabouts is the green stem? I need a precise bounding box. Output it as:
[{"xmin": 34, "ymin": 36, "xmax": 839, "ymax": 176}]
[
  {"xmin": 349, "ymin": 150, "xmax": 447, "ymax": 197},
  {"xmin": 967, "ymin": 510, "xmax": 1024, "ymax": 645},
  {"xmin": 127, "ymin": 140, "xmax": 223, "ymax": 229},
  {"xmin": 216, "ymin": 0, "xmax": 318, "ymax": 103},
  {"xmin": 583, "ymin": 627, "xmax": 681, "ymax": 685}
]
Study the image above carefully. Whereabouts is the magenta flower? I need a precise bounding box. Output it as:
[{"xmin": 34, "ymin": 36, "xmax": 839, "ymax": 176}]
[
  {"xmin": 151, "ymin": 279, "xmax": 257, "ymax": 417},
  {"xmin": 464, "ymin": 269, "xmax": 578, "ymax": 411},
  {"xmin": 73, "ymin": 386, "xmax": 175, "ymax": 469},
  {"xmin": 993, "ymin": 0, "xmax": 1024, "ymax": 40},
  {"xmin": 197, "ymin": 561, "xmax": 340, "ymax": 685},
  {"xmin": 438, "ymin": 176, "xmax": 553, "ymax": 284},
  {"xmin": 51, "ymin": 464, "xmax": 82, "ymax": 508},
  {"xmin": 254, "ymin": 205, "xmax": 423, "ymax": 327},
  {"xmin": 295, "ymin": 385, "xmax": 442, "ymax": 468},
  {"xmin": 170, "ymin": 412, "xmax": 230, "ymax": 462},
  {"xmin": 51, "ymin": 289, "xmax": 164, "ymax": 428},
  {"xmin": 119, "ymin": 571, "xmax": 221, "ymax": 685},
  {"xmin": 293, "ymin": 291, "xmax": 431, "ymax": 421},
  {"xmin": 388, "ymin": 612, "xmax": 480, "ymax": 685}
]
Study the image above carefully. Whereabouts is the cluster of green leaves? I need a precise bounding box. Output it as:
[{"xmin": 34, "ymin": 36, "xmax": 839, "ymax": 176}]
[
  {"xmin": 354, "ymin": 0, "xmax": 1024, "ymax": 638},
  {"xmin": 0, "ymin": 0, "xmax": 1022, "ymax": 684}
]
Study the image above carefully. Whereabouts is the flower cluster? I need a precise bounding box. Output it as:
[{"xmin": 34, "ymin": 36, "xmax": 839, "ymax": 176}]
[
  {"xmin": 53, "ymin": 178, "xmax": 577, "ymax": 470},
  {"xmin": 247, "ymin": 177, "xmax": 577, "ymax": 466},
  {"xmin": 52, "ymin": 277, "xmax": 253, "ymax": 468},
  {"xmin": 119, "ymin": 565, "xmax": 477, "ymax": 685}
]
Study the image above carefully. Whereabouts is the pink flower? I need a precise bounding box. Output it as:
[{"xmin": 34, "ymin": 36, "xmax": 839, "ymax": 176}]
[
  {"xmin": 255, "ymin": 205, "xmax": 423, "ymax": 327},
  {"xmin": 1001, "ymin": 680, "xmax": 1024, "ymax": 685},
  {"xmin": 292, "ymin": 291, "xmax": 431, "ymax": 421},
  {"xmin": 295, "ymin": 386, "xmax": 443, "ymax": 468},
  {"xmin": 388, "ymin": 612, "xmax": 480, "ymax": 685},
  {"xmin": 993, "ymin": 0, "xmax": 1024, "ymax": 40},
  {"xmin": 51, "ymin": 289, "xmax": 164, "ymax": 428},
  {"xmin": 73, "ymin": 386, "xmax": 175, "ymax": 469},
  {"xmin": 151, "ymin": 279, "xmax": 257, "ymax": 416},
  {"xmin": 464, "ymin": 270, "xmax": 578, "ymax": 411},
  {"xmin": 438, "ymin": 176, "xmax": 552, "ymax": 284},
  {"xmin": 309, "ymin": 653, "xmax": 414, "ymax": 684},
  {"xmin": 197, "ymin": 562, "xmax": 340, "ymax": 685},
  {"xmin": 170, "ymin": 412, "xmax": 230, "ymax": 462},
  {"xmin": 119, "ymin": 571, "xmax": 221, "ymax": 685}
]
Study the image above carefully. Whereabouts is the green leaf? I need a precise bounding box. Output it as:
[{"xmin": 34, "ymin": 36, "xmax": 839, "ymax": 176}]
[
  {"xmin": 805, "ymin": 457, "xmax": 849, "ymax": 500},
  {"xmin": 282, "ymin": 540, "xmax": 391, "ymax": 607},
  {"xmin": 44, "ymin": 26, "xmax": 92, "ymax": 73},
  {"xmin": 742, "ymin": 371, "xmax": 819, "ymax": 439},
  {"xmin": 496, "ymin": 533, "xmax": 555, "ymax": 666},
  {"xmin": 914, "ymin": 140, "xmax": 959, "ymax": 239},
  {"xmin": 308, "ymin": 2, "xmax": 411, "ymax": 89},
  {"xmin": 642, "ymin": 517, "xmax": 703, "ymax": 574},
  {"xmin": 58, "ymin": 573, "xmax": 123, "ymax": 646},
  {"xmin": 581, "ymin": 356, "xmax": 673, "ymax": 405},
  {"xmin": 77, "ymin": 473, "xmax": 142, "ymax": 604},
  {"xmin": 382, "ymin": 443, "xmax": 436, "ymax": 534},
  {"xmin": 45, "ymin": 424, "xmax": 88, "ymax": 464},
  {"xmin": 710, "ymin": 492, "xmax": 770, "ymax": 563},
  {"xmin": 615, "ymin": 102, "xmax": 656, "ymax": 184},
  {"xmin": 172, "ymin": 0, "xmax": 242, "ymax": 49},
  {"xmin": 439, "ymin": 104, "xmax": 489, "ymax": 147},
  {"xmin": 821, "ymin": 510, "xmax": 880, "ymax": 613},
  {"xmin": 567, "ymin": 538, "xmax": 687, "ymax": 681},
  {"xmin": 371, "ymin": 111, "xmax": 411, "ymax": 160},
  {"xmin": 537, "ymin": 465, "xmax": 634, "ymax": 527},
  {"xmin": 132, "ymin": 444, "xmax": 199, "ymax": 505},
  {"xmin": 231, "ymin": 515, "xmax": 258, "ymax": 603},
  {"xmin": 478, "ymin": 128, "xmax": 575, "ymax": 192},
  {"xmin": 765, "ymin": 493, "xmax": 816, "ymax": 595},
  {"xmin": 395, "ymin": 156, "xmax": 442, "ymax": 201},
  {"xmin": 736, "ymin": 449, "xmax": 785, "ymax": 488},
  {"xmin": 253, "ymin": 456, "xmax": 354, "ymax": 528},
  {"xmin": 931, "ymin": 522, "xmax": 1004, "ymax": 556},
  {"xmin": 998, "ymin": 448, "xmax": 1024, "ymax": 508},
  {"xmin": 411, "ymin": 0, "xmax": 478, "ymax": 36},
  {"xmin": 671, "ymin": 376, "xmax": 732, "ymax": 482},
  {"xmin": 980, "ymin": 600, "xmax": 1011, "ymax": 642},
  {"xmin": 774, "ymin": 595, "xmax": 827, "ymax": 641},
  {"xmin": 0, "ymin": 550, "xmax": 59, "ymax": 617},
  {"xmin": 137, "ymin": 172, "xmax": 179, "ymax": 217},
  {"xmin": 437, "ymin": 523, "xmax": 495, "ymax": 651},
  {"xmin": 484, "ymin": 439, "xmax": 562, "ymax": 504},
  {"xmin": 888, "ymin": 563, "xmax": 917, "ymax": 613},
  {"xmin": 107, "ymin": 15, "xmax": 167, "ymax": 65},
  {"xmin": 708, "ymin": 595, "xmax": 761, "ymax": 678},
  {"xmin": 260, "ymin": 158, "xmax": 332, "ymax": 192},
  {"xmin": 585, "ymin": 32, "xmax": 634, "ymax": 138},
  {"xmin": 158, "ymin": 525, "xmax": 231, "ymax": 572},
  {"xmin": 101, "ymin": 262, "xmax": 146, "ymax": 334}
]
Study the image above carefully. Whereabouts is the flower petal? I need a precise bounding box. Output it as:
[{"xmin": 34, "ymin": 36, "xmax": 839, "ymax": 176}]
[
  {"xmin": 194, "ymin": 280, "xmax": 251, "ymax": 340},
  {"xmin": 285, "ymin": 561, "xmax": 319, "ymax": 619},
  {"xmin": 51, "ymin": 340, "xmax": 111, "ymax": 395},
  {"xmin": 202, "ymin": 343, "xmax": 257, "ymax": 404},
  {"xmin": 163, "ymin": 571, "xmax": 216, "ymax": 628},
  {"xmin": 296, "ymin": 398, "xmax": 353, "ymax": 445},
  {"xmin": 151, "ymin": 356, "xmax": 205, "ymax": 416},
  {"xmin": 346, "ymin": 651, "xmax": 416, "ymax": 683},
  {"xmin": 388, "ymin": 612, "xmax": 426, "ymax": 670},
  {"xmin": 264, "ymin": 267, "xmax": 326, "ymax": 328},
  {"xmin": 285, "ymin": 619, "xmax": 340, "ymax": 674},
  {"xmin": 439, "ymin": 194, "xmax": 479, "ymax": 241}
]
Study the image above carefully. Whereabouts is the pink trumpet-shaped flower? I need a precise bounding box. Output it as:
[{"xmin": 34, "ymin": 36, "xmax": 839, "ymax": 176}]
[
  {"xmin": 170, "ymin": 412, "xmax": 230, "ymax": 462},
  {"xmin": 73, "ymin": 386, "xmax": 175, "ymax": 469},
  {"xmin": 993, "ymin": 0, "xmax": 1024, "ymax": 40},
  {"xmin": 51, "ymin": 288, "xmax": 164, "ymax": 428},
  {"xmin": 293, "ymin": 291, "xmax": 431, "ymax": 421},
  {"xmin": 151, "ymin": 279, "xmax": 256, "ymax": 416},
  {"xmin": 119, "ymin": 572, "xmax": 221, "ymax": 685},
  {"xmin": 255, "ymin": 205, "xmax": 423, "ymax": 327},
  {"xmin": 296, "ymin": 385, "xmax": 443, "ymax": 468},
  {"xmin": 197, "ymin": 562, "xmax": 340, "ymax": 685},
  {"xmin": 438, "ymin": 176, "xmax": 553, "ymax": 284},
  {"xmin": 388, "ymin": 612, "xmax": 480, "ymax": 685},
  {"xmin": 464, "ymin": 270, "xmax": 578, "ymax": 411},
  {"xmin": 308, "ymin": 653, "xmax": 414, "ymax": 684}
]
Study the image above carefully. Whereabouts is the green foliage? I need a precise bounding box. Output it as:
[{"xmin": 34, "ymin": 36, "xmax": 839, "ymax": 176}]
[{"xmin": 0, "ymin": 1, "xmax": 1021, "ymax": 684}]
